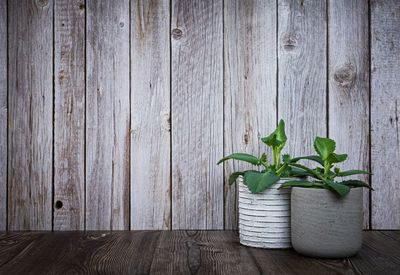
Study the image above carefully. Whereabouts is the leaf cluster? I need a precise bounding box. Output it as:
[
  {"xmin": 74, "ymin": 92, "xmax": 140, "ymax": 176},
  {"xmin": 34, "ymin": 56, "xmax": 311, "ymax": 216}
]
[
  {"xmin": 218, "ymin": 120, "xmax": 297, "ymax": 193},
  {"xmin": 218, "ymin": 120, "xmax": 372, "ymax": 197},
  {"xmin": 279, "ymin": 137, "xmax": 373, "ymax": 197}
]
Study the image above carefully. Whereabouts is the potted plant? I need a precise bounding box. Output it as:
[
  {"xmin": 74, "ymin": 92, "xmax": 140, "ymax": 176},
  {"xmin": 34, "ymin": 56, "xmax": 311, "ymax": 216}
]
[
  {"xmin": 218, "ymin": 120, "xmax": 302, "ymax": 249},
  {"xmin": 280, "ymin": 136, "xmax": 373, "ymax": 258}
]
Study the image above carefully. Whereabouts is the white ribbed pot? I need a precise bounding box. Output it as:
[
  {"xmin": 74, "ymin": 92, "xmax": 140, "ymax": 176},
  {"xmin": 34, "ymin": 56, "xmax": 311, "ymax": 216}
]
[
  {"xmin": 291, "ymin": 187, "xmax": 363, "ymax": 258},
  {"xmin": 238, "ymin": 177, "xmax": 291, "ymax": 249}
]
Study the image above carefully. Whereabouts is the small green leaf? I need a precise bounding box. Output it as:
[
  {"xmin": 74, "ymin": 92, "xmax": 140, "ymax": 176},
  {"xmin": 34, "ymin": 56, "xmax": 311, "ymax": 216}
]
[
  {"xmin": 228, "ymin": 172, "xmax": 244, "ymax": 185},
  {"xmin": 261, "ymin": 120, "xmax": 287, "ymax": 148},
  {"xmin": 337, "ymin": 170, "xmax": 370, "ymax": 177},
  {"xmin": 279, "ymin": 180, "xmax": 320, "ymax": 189},
  {"xmin": 282, "ymin": 154, "xmax": 291, "ymax": 163},
  {"xmin": 324, "ymin": 180, "xmax": 351, "ymax": 197},
  {"xmin": 327, "ymin": 153, "xmax": 348, "ymax": 164},
  {"xmin": 259, "ymin": 153, "xmax": 267, "ymax": 164},
  {"xmin": 244, "ymin": 171, "xmax": 280, "ymax": 193},
  {"xmin": 314, "ymin": 137, "xmax": 336, "ymax": 160},
  {"xmin": 340, "ymin": 180, "xmax": 374, "ymax": 190},
  {"xmin": 217, "ymin": 153, "xmax": 260, "ymax": 165},
  {"xmin": 290, "ymin": 155, "xmax": 324, "ymax": 166}
]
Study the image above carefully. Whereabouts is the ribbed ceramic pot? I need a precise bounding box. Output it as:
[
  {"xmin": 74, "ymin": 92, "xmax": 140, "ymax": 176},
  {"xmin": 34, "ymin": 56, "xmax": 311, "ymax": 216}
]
[
  {"xmin": 238, "ymin": 177, "xmax": 291, "ymax": 249},
  {"xmin": 291, "ymin": 187, "xmax": 363, "ymax": 258}
]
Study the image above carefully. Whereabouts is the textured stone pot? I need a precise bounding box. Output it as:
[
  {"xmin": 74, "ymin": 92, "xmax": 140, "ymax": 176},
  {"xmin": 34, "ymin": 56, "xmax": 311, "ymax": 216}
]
[
  {"xmin": 291, "ymin": 187, "xmax": 363, "ymax": 258},
  {"xmin": 238, "ymin": 177, "xmax": 291, "ymax": 249}
]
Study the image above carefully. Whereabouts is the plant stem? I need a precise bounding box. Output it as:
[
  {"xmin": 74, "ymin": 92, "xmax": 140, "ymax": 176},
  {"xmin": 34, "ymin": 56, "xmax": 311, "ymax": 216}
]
[
  {"xmin": 276, "ymin": 163, "xmax": 287, "ymax": 176},
  {"xmin": 274, "ymin": 148, "xmax": 279, "ymax": 169}
]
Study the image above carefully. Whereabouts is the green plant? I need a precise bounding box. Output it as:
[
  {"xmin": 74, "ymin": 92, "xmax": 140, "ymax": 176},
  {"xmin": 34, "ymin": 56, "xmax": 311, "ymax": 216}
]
[
  {"xmin": 280, "ymin": 136, "xmax": 373, "ymax": 197},
  {"xmin": 218, "ymin": 120, "xmax": 295, "ymax": 193}
]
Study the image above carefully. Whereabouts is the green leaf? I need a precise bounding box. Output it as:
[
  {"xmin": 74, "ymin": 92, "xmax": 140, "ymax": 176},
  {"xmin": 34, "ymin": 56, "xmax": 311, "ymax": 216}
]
[
  {"xmin": 314, "ymin": 137, "xmax": 336, "ymax": 160},
  {"xmin": 282, "ymin": 154, "xmax": 291, "ymax": 163},
  {"xmin": 259, "ymin": 153, "xmax": 267, "ymax": 164},
  {"xmin": 261, "ymin": 120, "xmax": 287, "ymax": 148},
  {"xmin": 340, "ymin": 180, "xmax": 374, "ymax": 190},
  {"xmin": 228, "ymin": 172, "xmax": 244, "ymax": 185},
  {"xmin": 244, "ymin": 171, "xmax": 280, "ymax": 193},
  {"xmin": 279, "ymin": 180, "xmax": 320, "ymax": 189},
  {"xmin": 217, "ymin": 153, "xmax": 260, "ymax": 165},
  {"xmin": 327, "ymin": 153, "xmax": 348, "ymax": 164},
  {"xmin": 290, "ymin": 155, "xmax": 324, "ymax": 166},
  {"xmin": 337, "ymin": 170, "xmax": 370, "ymax": 177},
  {"xmin": 324, "ymin": 180, "xmax": 351, "ymax": 197},
  {"xmin": 288, "ymin": 167, "xmax": 315, "ymax": 178}
]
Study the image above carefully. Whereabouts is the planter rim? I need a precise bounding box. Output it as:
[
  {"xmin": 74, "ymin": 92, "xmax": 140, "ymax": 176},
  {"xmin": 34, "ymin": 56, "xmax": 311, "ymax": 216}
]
[{"xmin": 292, "ymin": 186, "xmax": 362, "ymax": 191}]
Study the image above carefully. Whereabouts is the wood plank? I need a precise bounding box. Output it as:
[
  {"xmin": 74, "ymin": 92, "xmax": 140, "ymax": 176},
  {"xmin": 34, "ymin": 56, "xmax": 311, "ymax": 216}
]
[
  {"xmin": 328, "ymin": 0, "xmax": 370, "ymax": 229},
  {"xmin": 249, "ymin": 245, "xmax": 359, "ymax": 274},
  {"xmin": 223, "ymin": 0, "xmax": 277, "ymax": 230},
  {"xmin": 0, "ymin": 233, "xmax": 44, "ymax": 268},
  {"xmin": 171, "ymin": 0, "xmax": 224, "ymax": 229},
  {"xmin": 278, "ymin": 0, "xmax": 327, "ymax": 162},
  {"xmin": 149, "ymin": 231, "xmax": 260, "ymax": 274},
  {"xmin": 86, "ymin": 0, "xmax": 130, "ymax": 230},
  {"xmin": 350, "ymin": 231, "xmax": 400, "ymax": 274},
  {"xmin": 8, "ymin": 0, "xmax": 53, "ymax": 230},
  {"xmin": 371, "ymin": 0, "xmax": 400, "ymax": 230},
  {"xmin": 0, "ymin": 232, "xmax": 161, "ymax": 274},
  {"xmin": 131, "ymin": 0, "xmax": 171, "ymax": 230},
  {"xmin": 0, "ymin": 0, "xmax": 7, "ymax": 231},
  {"xmin": 54, "ymin": 0, "xmax": 86, "ymax": 230}
]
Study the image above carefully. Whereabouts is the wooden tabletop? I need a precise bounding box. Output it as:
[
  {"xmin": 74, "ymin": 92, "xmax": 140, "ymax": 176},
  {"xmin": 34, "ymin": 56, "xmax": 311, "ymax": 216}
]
[{"xmin": 0, "ymin": 231, "xmax": 399, "ymax": 275}]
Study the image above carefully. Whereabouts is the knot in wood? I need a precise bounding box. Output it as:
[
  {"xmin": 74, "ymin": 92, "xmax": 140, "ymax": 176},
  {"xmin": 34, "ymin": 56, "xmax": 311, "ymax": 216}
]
[
  {"xmin": 172, "ymin": 28, "xmax": 183, "ymax": 40},
  {"xmin": 282, "ymin": 33, "xmax": 299, "ymax": 51},
  {"xmin": 36, "ymin": 0, "xmax": 49, "ymax": 7},
  {"xmin": 333, "ymin": 63, "xmax": 356, "ymax": 89}
]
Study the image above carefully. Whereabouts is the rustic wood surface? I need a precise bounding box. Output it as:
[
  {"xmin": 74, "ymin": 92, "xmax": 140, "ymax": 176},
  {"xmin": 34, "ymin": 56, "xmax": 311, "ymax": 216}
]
[
  {"xmin": 223, "ymin": 0, "xmax": 277, "ymax": 230},
  {"xmin": 371, "ymin": 0, "xmax": 400, "ymax": 230},
  {"xmin": 0, "ymin": 231, "xmax": 398, "ymax": 274},
  {"xmin": 54, "ymin": 0, "xmax": 86, "ymax": 231},
  {"xmin": 328, "ymin": 0, "xmax": 370, "ymax": 229},
  {"xmin": 7, "ymin": 0, "xmax": 53, "ymax": 230},
  {"xmin": 171, "ymin": 0, "xmax": 224, "ymax": 229},
  {"xmin": 278, "ymin": 0, "xmax": 327, "ymax": 164},
  {"xmin": 85, "ymin": 0, "xmax": 130, "ymax": 230},
  {"xmin": 131, "ymin": 0, "xmax": 171, "ymax": 230},
  {"xmin": 0, "ymin": 0, "xmax": 6, "ymax": 231},
  {"xmin": 1, "ymin": 0, "xmax": 399, "ymax": 230}
]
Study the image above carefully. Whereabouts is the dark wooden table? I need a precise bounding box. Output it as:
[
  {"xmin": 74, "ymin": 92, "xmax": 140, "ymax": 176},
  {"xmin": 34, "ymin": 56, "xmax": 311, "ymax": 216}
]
[{"xmin": 0, "ymin": 231, "xmax": 399, "ymax": 275}]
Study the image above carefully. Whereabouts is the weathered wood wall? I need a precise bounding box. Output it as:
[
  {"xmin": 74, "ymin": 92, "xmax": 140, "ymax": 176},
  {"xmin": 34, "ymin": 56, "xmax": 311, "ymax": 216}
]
[{"xmin": 0, "ymin": 0, "xmax": 399, "ymax": 231}]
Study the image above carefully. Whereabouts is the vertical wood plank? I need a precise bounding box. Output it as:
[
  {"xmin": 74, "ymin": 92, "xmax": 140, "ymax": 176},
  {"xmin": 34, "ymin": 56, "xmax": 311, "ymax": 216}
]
[
  {"xmin": 171, "ymin": 0, "xmax": 224, "ymax": 229},
  {"xmin": 54, "ymin": 0, "xmax": 85, "ymax": 230},
  {"xmin": 371, "ymin": 0, "xmax": 400, "ymax": 229},
  {"xmin": 0, "ymin": 0, "xmax": 6, "ymax": 231},
  {"xmin": 86, "ymin": 0, "xmax": 130, "ymax": 230},
  {"xmin": 131, "ymin": 0, "xmax": 171, "ymax": 230},
  {"xmin": 224, "ymin": 0, "xmax": 277, "ymax": 229},
  {"xmin": 278, "ymin": 0, "xmax": 327, "ymax": 162},
  {"xmin": 8, "ymin": 0, "xmax": 53, "ymax": 230},
  {"xmin": 328, "ymin": 0, "xmax": 370, "ymax": 228}
]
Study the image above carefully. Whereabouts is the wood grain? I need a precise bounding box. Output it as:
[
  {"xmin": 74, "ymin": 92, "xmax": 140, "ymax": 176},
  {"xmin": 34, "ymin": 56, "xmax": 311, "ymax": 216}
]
[
  {"xmin": 328, "ymin": 0, "xmax": 370, "ymax": 229},
  {"xmin": 149, "ymin": 231, "xmax": 260, "ymax": 274},
  {"xmin": 86, "ymin": 0, "xmax": 130, "ymax": 230},
  {"xmin": 54, "ymin": 0, "xmax": 86, "ymax": 231},
  {"xmin": 0, "ymin": 231, "xmax": 161, "ymax": 274},
  {"xmin": 131, "ymin": 0, "xmax": 171, "ymax": 230},
  {"xmin": 278, "ymin": 0, "xmax": 327, "ymax": 162},
  {"xmin": 0, "ymin": 0, "xmax": 6, "ymax": 231},
  {"xmin": 171, "ymin": 0, "xmax": 224, "ymax": 229},
  {"xmin": 8, "ymin": 0, "xmax": 53, "ymax": 230},
  {"xmin": 223, "ymin": 0, "xmax": 277, "ymax": 230},
  {"xmin": 371, "ymin": 0, "xmax": 400, "ymax": 230},
  {"xmin": 1, "ymin": 231, "xmax": 398, "ymax": 274}
]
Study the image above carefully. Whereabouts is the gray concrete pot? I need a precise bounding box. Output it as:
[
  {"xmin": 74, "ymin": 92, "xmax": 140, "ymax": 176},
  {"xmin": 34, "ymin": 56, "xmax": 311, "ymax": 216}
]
[
  {"xmin": 291, "ymin": 187, "xmax": 363, "ymax": 258},
  {"xmin": 238, "ymin": 177, "xmax": 291, "ymax": 249}
]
